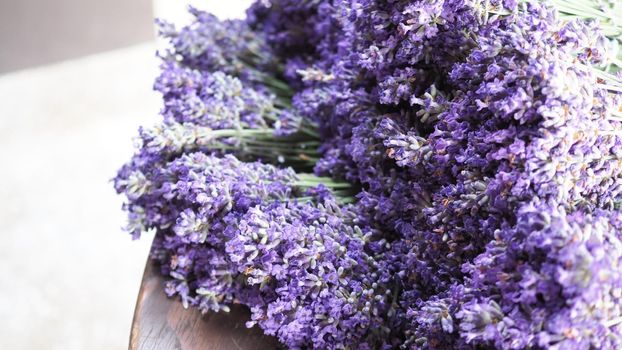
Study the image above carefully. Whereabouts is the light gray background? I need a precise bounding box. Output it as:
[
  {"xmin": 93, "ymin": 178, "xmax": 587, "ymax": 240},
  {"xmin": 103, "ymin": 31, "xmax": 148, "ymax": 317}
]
[{"xmin": 0, "ymin": 0, "xmax": 154, "ymax": 73}]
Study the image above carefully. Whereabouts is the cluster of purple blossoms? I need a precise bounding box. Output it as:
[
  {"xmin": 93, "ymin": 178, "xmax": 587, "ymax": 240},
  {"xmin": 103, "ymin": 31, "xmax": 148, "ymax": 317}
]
[
  {"xmin": 118, "ymin": 152, "xmax": 393, "ymax": 348},
  {"xmin": 115, "ymin": 0, "xmax": 622, "ymax": 349}
]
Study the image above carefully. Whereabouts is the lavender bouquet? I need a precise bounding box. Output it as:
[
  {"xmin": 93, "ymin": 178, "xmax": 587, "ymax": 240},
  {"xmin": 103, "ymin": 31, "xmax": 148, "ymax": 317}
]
[{"xmin": 115, "ymin": 1, "xmax": 622, "ymax": 349}]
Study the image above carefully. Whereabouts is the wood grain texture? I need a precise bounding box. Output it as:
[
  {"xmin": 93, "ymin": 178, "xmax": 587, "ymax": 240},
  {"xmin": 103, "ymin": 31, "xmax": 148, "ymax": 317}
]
[{"xmin": 129, "ymin": 258, "xmax": 281, "ymax": 350}]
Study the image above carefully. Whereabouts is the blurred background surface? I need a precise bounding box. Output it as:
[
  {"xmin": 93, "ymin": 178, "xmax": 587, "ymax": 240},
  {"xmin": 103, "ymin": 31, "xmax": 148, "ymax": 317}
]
[
  {"xmin": 0, "ymin": 0, "xmax": 154, "ymax": 73},
  {"xmin": 0, "ymin": 1, "xmax": 251, "ymax": 349}
]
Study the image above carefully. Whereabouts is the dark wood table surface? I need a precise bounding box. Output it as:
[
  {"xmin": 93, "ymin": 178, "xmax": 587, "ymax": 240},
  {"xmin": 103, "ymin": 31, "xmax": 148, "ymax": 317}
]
[{"xmin": 129, "ymin": 258, "xmax": 280, "ymax": 350}]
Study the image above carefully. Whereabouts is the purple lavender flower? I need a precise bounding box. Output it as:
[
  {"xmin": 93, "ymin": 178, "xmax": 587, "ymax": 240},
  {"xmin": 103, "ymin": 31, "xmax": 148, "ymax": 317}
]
[
  {"xmin": 460, "ymin": 202, "xmax": 622, "ymax": 349},
  {"xmin": 116, "ymin": 152, "xmax": 351, "ymax": 239},
  {"xmin": 227, "ymin": 199, "xmax": 395, "ymax": 349},
  {"xmin": 155, "ymin": 62, "xmax": 269, "ymax": 129}
]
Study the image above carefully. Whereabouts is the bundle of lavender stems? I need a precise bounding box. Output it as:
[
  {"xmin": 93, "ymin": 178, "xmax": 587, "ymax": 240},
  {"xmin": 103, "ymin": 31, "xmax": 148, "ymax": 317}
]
[{"xmin": 115, "ymin": 0, "xmax": 622, "ymax": 348}]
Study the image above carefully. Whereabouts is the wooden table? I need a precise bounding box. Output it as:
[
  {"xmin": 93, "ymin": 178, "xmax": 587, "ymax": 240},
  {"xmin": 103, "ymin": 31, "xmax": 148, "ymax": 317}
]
[{"xmin": 129, "ymin": 259, "xmax": 280, "ymax": 350}]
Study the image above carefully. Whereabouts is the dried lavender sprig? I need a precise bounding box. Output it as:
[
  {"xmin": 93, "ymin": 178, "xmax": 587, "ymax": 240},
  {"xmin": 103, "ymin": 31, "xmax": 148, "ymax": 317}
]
[
  {"xmin": 226, "ymin": 199, "xmax": 395, "ymax": 349},
  {"xmin": 114, "ymin": 153, "xmax": 353, "ymax": 240},
  {"xmin": 457, "ymin": 202, "xmax": 622, "ymax": 349},
  {"xmin": 154, "ymin": 62, "xmax": 318, "ymax": 139},
  {"xmin": 139, "ymin": 121, "xmax": 320, "ymax": 166},
  {"xmin": 156, "ymin": 7, "xmax": 292, "ymax": 97}
]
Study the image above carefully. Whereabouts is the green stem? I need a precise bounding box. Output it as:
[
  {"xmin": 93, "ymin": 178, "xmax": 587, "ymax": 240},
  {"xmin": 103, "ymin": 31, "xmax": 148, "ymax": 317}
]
[
  {"xmin": 552, "ymin": 0, "xmax": 610, "ymax": 19},
  {"xmin": 209, "ymin": 128, "xmax": 274, "ymax": 138},
  {"xmin": 294, "ymin": 181, "xmax": 352, "ymax": 189},
  {"xmin": 296, "ymin": 196, "xmax": 356, "ymax": 204},
  {"xmin": 552, "ymin": 0, "xmax": 622, "ymax": 75},
  {"xmin": 598, "ymin": 83, "xmax": 622, "ymax": 93}
]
